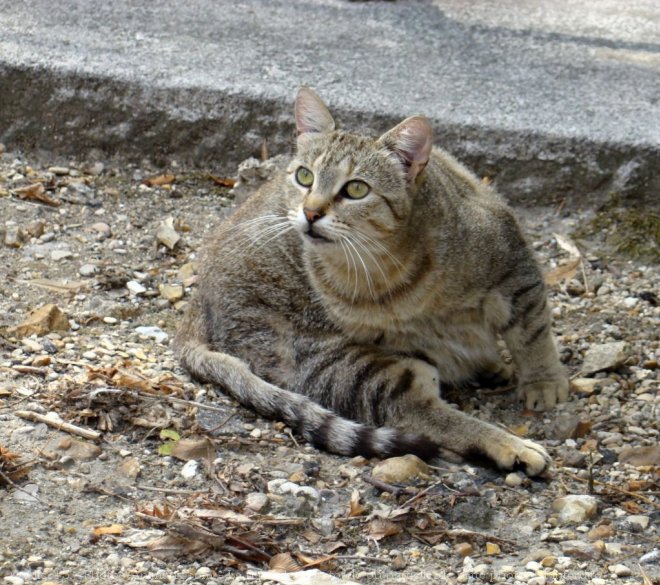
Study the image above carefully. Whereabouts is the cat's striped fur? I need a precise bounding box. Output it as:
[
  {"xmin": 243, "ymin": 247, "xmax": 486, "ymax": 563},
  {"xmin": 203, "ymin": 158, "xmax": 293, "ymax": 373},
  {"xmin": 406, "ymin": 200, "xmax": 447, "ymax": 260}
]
[{"xmin": 176, "ymin": 87, "xmax": 568, "ymax": 476}]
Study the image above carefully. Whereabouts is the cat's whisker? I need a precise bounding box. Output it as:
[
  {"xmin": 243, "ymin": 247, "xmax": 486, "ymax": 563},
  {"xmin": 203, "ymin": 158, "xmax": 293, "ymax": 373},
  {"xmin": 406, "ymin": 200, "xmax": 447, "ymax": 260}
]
[
  {"xmin": 346, "ymin": 233, "xmax": 393, "ymax": 304},
  {"xmin": 351, "ymin": 229, "xmax": 408, "ymax": 282},
  {"xmin": 339, "ymin": 237, "xmax": 360, "ymax": 303},
  {"xmin": 341, "ymin": 235, "xmax": 377, "ymax": 302}
]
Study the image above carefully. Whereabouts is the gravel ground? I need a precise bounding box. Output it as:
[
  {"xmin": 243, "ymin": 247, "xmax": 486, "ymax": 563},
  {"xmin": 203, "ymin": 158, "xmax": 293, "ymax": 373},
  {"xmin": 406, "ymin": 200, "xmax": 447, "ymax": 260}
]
[{"xmin": 0, "ymin": 147, "xmax": 658, "ymax": 585}]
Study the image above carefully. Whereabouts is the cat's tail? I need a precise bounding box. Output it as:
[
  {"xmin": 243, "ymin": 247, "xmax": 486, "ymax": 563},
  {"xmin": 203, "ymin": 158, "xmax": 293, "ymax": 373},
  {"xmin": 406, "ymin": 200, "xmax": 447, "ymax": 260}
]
[{"xmin": 177, "ymin": 341, "xmax": 441, "ymax": 461}]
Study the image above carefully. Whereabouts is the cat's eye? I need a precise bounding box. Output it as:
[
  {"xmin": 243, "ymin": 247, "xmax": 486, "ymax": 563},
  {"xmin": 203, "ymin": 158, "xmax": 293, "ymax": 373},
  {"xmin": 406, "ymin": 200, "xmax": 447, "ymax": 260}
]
[
  {"xmin": 343, "ymin": 180, "xmax": 370, "ymax": 200},
  {"xmin": 295, "ymin": 167, "xmax": 314, "ymax": 187}
]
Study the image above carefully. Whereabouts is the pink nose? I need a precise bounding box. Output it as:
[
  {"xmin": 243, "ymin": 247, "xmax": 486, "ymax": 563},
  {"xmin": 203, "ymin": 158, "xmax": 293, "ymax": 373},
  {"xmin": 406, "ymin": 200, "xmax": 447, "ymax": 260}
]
[{"xmin": 304, "ymin": 208, "xmax": 324, "ymax": 224}]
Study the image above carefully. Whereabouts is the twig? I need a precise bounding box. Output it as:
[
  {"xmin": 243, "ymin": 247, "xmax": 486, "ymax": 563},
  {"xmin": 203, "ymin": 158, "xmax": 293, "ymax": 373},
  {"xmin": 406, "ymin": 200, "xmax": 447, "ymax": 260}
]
[
  {"xmin": 362, "ymin": 474, "xmax": 417, "ymax": 497},
  {"xmin": 0, "ymin": 469, "xmax": 43, "ymax": 504},
  {"xmin": 564, "ymin": 471, "xmax": 660, "ymax": 510},
  {"xmin": 136, "ymin": 485, "xmax": 209, "ymax": 495},
  {"xmin": 401, "ymin": 480, "xmax": 447, "ymax": 507},
  {"xmin": 335, "ymin": 555, "xmax": 390, "ymax": 565},
  {"xmin": 14, "ymin": 410, "xmax": 101, "ymax": 440}
]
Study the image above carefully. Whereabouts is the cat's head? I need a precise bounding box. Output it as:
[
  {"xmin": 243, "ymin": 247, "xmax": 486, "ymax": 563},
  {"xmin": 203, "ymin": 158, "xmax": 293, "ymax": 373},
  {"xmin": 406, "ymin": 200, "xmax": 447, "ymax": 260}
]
[{"xmin": 287, "ymin": 87, "xmax": 433, "ymax": 251}]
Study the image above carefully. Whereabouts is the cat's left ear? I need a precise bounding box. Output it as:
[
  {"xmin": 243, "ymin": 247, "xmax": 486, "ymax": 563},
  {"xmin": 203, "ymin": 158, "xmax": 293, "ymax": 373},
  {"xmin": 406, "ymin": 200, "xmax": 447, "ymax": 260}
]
[
  {"xmin": 379, "ymin": 116, "xmax": 433, "ymax": 182},
  {"xmin": 295, "ymin": 87, "xmax": 336, "ymax": 136}
]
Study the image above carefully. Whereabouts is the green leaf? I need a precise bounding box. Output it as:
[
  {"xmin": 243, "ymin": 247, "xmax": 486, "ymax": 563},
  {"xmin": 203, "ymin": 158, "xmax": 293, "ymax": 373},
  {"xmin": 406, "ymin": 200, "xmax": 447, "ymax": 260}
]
[
  {"xmin": 158, "ymin": 441, "xmax": 176, "ymax": 456},
  {"xmin": 159, "ymin": 429, "xmax": 181, "ymax": 441}
]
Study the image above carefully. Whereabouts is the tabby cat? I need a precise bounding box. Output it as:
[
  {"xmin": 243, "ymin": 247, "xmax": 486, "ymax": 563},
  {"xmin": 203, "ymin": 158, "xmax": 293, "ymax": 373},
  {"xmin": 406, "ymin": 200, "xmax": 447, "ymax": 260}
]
[{"xmin": 176, "ymin": 87, "xmax": 569, "ymax": 476}]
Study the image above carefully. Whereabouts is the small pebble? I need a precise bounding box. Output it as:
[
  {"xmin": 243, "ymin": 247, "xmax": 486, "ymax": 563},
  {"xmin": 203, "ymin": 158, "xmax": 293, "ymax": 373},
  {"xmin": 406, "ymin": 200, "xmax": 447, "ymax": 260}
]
[
  {"xmin": 51, "ymin": 249, "xmax": 73, "ymax": 261},
  {"xmin": 504, "ymin": 472, "xmax": 523, "ymax": 487},
  {"xmin": 79, "ymin": 264, "xmax": 97, "ymax": 276},
  {"xmin": 608, "ymin": 564, "xmax": 632, "ymax": 577}
]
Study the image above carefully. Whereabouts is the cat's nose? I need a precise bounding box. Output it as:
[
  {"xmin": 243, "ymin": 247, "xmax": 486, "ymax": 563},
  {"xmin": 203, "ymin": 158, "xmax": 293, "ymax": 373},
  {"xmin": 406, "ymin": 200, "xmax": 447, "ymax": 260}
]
[{"xmin": 303, "ymin": 208, "xmax": 324, "ymax": 224}]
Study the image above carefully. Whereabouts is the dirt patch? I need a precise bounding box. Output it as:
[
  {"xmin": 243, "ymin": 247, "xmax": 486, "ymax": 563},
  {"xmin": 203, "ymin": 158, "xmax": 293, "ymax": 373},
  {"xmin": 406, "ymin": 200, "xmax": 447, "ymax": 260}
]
[{"xmin": 0, "ymin": 150, "xmax": 658, "ymax": 585}]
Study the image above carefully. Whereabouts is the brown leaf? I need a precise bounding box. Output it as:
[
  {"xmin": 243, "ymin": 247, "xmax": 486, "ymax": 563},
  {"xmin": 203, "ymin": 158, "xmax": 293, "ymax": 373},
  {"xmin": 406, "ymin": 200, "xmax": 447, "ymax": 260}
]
[
  {"xmin": 269, "ymin": 552, "xmax": 301, "ymax": 573},
  {"xmin": 368, "ymin": 518, "xmax": 402, "ymax": 541},
  {"xmin": 208, "ymin": 174, "xmax": 236, "ymax": 188},
  {"xmin": 348, "ymin": 489, "xmax": 367, "ymax": 517},
  {"xmin": 297, "ymin": 553, "xmax": 337, "ymax": 571},
  {"xmin": 621, "ymin": 500, "xmax": 645, "ymax": 515},
  {"xmin": 93, "ymin": 524, "xmax": 124, "ymax": 537},
  {"xmin": 144, "ymin": 174, "xmax": 176, "ymax": 187},
  {"xmin": 624, "ymin": 480, "xmax": 655, "ymax": 492},
  {"xmin": 325, "ymin": 541, "xmax": 347, "ymax": 554},
  {"xmin": 545, "ymin": 257, "xmax": 581, "ymax": 286},
  {"xmin": 0, "ymin": 445, "xmax": 31, "ymax": 484},
  {"xmin": 14, "ymin": 182, "xmax": 60, "ymax": 207},
  {"xmin": 170, "ymin": 438, "xmax": 215, "ymax": 462},
  {"xmin": 147, "ymin": 534, "xmax": 209, "ymax": 558},
  {"xmin": 302, "ymin": 530, "xmax": 322, "ymax": 544}
]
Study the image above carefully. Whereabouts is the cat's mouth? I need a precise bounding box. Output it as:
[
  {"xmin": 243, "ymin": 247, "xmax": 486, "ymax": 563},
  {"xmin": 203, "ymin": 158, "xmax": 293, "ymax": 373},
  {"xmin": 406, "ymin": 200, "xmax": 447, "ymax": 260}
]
[{"xmin": 305, "ymin": 228, "xmax": 331, "ymax": 243}]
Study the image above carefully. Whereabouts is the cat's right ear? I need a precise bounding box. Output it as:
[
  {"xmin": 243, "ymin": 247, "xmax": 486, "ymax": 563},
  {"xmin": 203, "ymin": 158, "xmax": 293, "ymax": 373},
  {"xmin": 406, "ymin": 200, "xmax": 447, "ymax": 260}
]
[{"xmin": 295, "ymin": 87, "xmax": 336, "ymax": 136}]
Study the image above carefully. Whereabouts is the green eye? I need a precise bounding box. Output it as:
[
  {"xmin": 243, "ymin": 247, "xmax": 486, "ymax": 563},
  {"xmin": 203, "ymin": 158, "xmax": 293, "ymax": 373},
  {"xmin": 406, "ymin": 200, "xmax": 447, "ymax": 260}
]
[
  {"xmin": 344, "ymin": 180, "xmax": 370, "ymax": 199},
  {"xmin": 295, "ymin": 167, "xmax": 314, "ymax": 187}
]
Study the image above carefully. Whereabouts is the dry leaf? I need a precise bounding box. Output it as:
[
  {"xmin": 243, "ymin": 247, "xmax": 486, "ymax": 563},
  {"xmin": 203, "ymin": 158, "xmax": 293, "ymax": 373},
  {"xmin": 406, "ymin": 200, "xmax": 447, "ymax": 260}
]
[
  {"xmin": 368, "ymin": 518, "xmax": 402, "ymax": 541},
  {"xmin": 0, "ymin": 445, "xmax": 31, "ymax": 484},
  {"xmin": 147, "ymin": 534, "xmax": 209, "ymax": 558},
  {"xmin": 171, "ymin": 438, "xmax": 214, "ymax": 462},
  {"xmin": 302, "ymin": 530, "xmax": 322, "ymax": 544},
  {"xmin": 545, "ymin": 257, "xmax": 581, "ymax": 286},
  {"xmin": 24, "ymin": 278, "xmax": 89, "ymax": 293},
  {"xmin": 144, "ymin": 174, "xmax": 176, "ymax": 187},
  {"xmin": 180, "ymin": 507, "xmax": 252, "ymax": 524},
  {"xmin": 269, "ymin": 552, "xmax": 301, "ymax": 573},
  {"xmin": 93, "ymin": 524, "xmax": 124, "ymax": 536},
  {"xmin": 116, "ymin": 528, "xmax": 167, "ymax": 547},
  {"xmin": 14, "ymin": 182, "xmax": 61, "ymax": 207},
  {"xmin": 208, "ymin": 174, "xmax": 236, "ymax": 188},
  {"xmin": 621, "ymin": 500, "xmax": 645, "ymax": 515},
  {"xmin": 348, "ymin": 489, "xmax": 367, "ymax": 517},
  {"xmin": 553, "ymin": 232, "xmax": 581, "ymax": 257}
]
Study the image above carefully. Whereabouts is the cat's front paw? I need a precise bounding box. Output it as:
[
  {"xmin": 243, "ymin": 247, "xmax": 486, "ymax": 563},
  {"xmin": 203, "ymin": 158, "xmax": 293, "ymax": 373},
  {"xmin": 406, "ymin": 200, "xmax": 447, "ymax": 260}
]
[
  {"xmin": 519, "ymin": 377, "xmax": 569, "ymax": 411},
  {"xmin": 488, "ymin": 436, "xmax": 552, "ymax": 477}
]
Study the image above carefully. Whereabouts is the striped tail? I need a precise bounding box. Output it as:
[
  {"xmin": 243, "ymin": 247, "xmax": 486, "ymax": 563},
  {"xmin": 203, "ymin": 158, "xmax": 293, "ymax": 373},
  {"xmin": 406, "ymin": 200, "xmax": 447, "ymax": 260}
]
[{"xmin": 178, "ymin": 342, "xmax": 440, "ymax": 461}]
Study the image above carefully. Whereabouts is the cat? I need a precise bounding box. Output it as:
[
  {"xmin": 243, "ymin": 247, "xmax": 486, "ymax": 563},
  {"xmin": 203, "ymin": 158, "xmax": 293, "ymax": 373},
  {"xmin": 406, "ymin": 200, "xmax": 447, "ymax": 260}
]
[{"xmin": 175, "ymin": 87, "xmax": 569, "ymax": 476}]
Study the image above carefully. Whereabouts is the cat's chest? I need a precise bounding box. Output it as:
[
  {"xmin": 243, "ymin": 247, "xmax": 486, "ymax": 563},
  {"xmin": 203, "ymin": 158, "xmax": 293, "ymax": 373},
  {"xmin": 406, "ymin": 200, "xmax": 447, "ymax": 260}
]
[{"xmin": 337, "ymin": 310, "xmax": 497, "ymax": 383}]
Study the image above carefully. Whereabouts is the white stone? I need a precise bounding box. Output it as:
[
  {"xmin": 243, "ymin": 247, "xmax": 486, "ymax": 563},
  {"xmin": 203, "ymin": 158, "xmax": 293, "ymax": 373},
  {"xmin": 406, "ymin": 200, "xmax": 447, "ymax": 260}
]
[
  {"xmin": 126, "ymin": 280, "xmax": 147, "ymax": 295},
  {"xmin": 626, "ymin": 515, "xmax": 650, "ymax": 530},
  {"xmin": 135, "ymin": 326, "xmax": 168, "ymax": 343},
  {"xmin": 581, "ymin": 342, "xmax": 629, "ymax": 375},
  {"xmin": 196, "ymin": 567, "xmax": 212, "ymax": 578},
  {"xmin": 245, "ymin": 492, "xmax": 269, "ymax": 512},
  {"xmin": 3, "ymin": 577, "xmax": 25, "ymax": 585},
  {"xmin": 79, "ymin": 263, "xmax": 97, "ymax": 276},
  {"xmin": 51, "ymin": 249, "xmax": 73, "ymax": 261},
  {"xmin": 552, "ymin": 495, "xmax": 598, "ymax": 524},
  {"xmin": 623, "ymin": 296, "xmax": 639, "ymax": 308},
  {"xmin": 181, "ymin": 459, "xmax": 199, "ymax": 479},
  {"xmin": 250, "ymin": 428, "xmax": 262, "ymax": 439}
]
